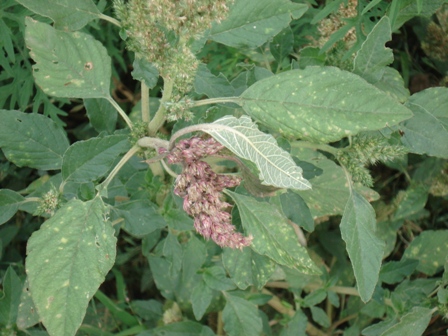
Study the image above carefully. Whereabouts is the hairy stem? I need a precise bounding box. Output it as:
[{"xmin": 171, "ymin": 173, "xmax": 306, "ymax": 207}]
[
  {"xmin": 141, "ymin": 81, "xmax": 150, "ymax": 123},
  {"xmin": 107, "ymin": 96, "xmax": 133, "ymax": 129},
  {"xmin": 148, "ymin": 79, "xmax": 174, "ymax": 136}
]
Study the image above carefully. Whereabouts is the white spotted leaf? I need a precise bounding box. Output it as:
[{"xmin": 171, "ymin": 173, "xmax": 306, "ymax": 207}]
[
  {"xmin": 225, "ymin": 191, "xmax": 320, "ymax": 275},
  {"xmin": 240, "ymin": 66, "xmax": 413, "ymax": 143},
  {"xmin": 25, "ymin": 17, "xmax": 111, "ymax": 99},
  {"xmin": 26, "ymin": 198, "xmax": 116, "ymax": 336},
  {"xmin": 204, "ymin": 115, "xmax": 311, "ymax": 190}
]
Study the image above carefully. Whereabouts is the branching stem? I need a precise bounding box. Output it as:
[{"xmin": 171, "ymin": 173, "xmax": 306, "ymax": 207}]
[
  {"xmin": 107, "ymin": 96, "xmax": 133, "ymax": 129},
  {"xmin": 148, "ymin": 79, "xmax": 174, "ymax": 136}
]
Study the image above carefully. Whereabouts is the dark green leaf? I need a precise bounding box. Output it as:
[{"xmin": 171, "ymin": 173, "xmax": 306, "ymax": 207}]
[
  {"xmin": 379, "ymin": 259, "xmax": 419, "ymax": 284},
  {"xmin": 222, "ymin": 293, "xmax": 263, "ymax": 336},
  {"xmin": 270, "ymin": 27, "xmax": 294, "ymax": 64},
  {"xmin": 194, "ymin": 63, "xmax": 236, "ymax": 98},
  {"xmin": 373, "ymin": 67, "xmax": 409, "ymax": 103},
  {"xmin": 94, "ymin": 290, "xmax": 138, "ymax": 327},
  {"xmin": 391, "ymin": 0, "xmax": 447, "ymax": 30},
  {"xmin": 132, "ymin": 58, "xmax": 159, "ymax": 89},
  {"xmin": 26, "ymin": 198, "xmax": 116, "ymax": 336},
  {"xmin": 0, "ymin": 266, "xmax": 23, "ymax": 327},
  {"xmin": 381, "ymin": 306, "xmax": 432, "ymax": 336},
  {"xmin": 240, "ymin": 67, "xmax": 413, "ymax": 143},
  {"xmin": 0, "ymin": 189, "xmax": 25, "ymax": 225},
  {"xmin": 394, "ymin": 184, "xmax": 428, "ymax": 220},
  {"xmin": 16, "ymin": 279, "xmax": 40, "ymax": 330},
  {"xmin": 142, "ymin": 321, "xmax": 215, "ymax": 336},
  {"xmin": 0, "ymin": 110, "xmax": 69, "ymax": 170},
  {"xmin": 296, "ymin": 47, "xmax": 326, "ymax": 69},
  {"xmin": 84, "ymin": 98, "xmax": 118, "ymax": 134},
  {"xmin": 203, "ymin": 266, "xmax": 236, "ymax": 291},
  {"xmin": 279, "ymin": 191, "xmax": 314, "ymax": 232},
  {"xmin": 191, "ymin": 280, "xmax": 214, "ymax": 320},
  {"xmin": 25, "ymin": 18, "xmax": 111, "ymax": 99},
  {"xmin": 310, "ymin": 306, "xmax": 330, "ymax": 328},
  {"xmin": 279, "ymin": 310, "xmax": 307, "ymax": 336}
]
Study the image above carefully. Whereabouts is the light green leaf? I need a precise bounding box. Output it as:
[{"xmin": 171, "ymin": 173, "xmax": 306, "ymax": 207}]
[
  {"xmin": 16, "ymin": 279, "xmax": 40, "ymax": 330},
  {"xmin": 203, "ymin": 266, "xmax": 236, "ymax": 291},
  {"xmin": 205, "ymin": 115, "xmax": 311, "ymax": 190},
  {"xmin": 381, "ymin": 306, "xmax": 433, "ymax": 336},
  {"xmin": 353, "ymin": 17, "xmax": 393, "ymax": 84},
  {"xmin": 209, "ymin": 0, "xmax": 307, "ymax": 48},
  {"xmin": 16, "ymin": 0, "xmax": 101, "ymax": 31},
  {"xmin": 84, "ymin": 98, "xmax": 118, "ymax": 134},
  {"xmin": 373, "ymin": 67, "xmax": 409, "ymax": 103},
  {"xmin": 240, "ymin": 67, "xmax": 413, "ymax": 143},
  {"xmin": 310, "ymin": 306, "xmax": 330, "ymax": 328},
  {"xmin": 0, "ymin": 110, "xmax": 69, "ymax": 170},
  {"xmin": 340, "ymin": 190, "xmax": 385, "ymax": 302},
  {"xmin": 226, "ymin": 191, "xmax": 320, "ymax": 275},
  {"xmin": 223, "ymin": 247, "xmax": 275, "ymax": 290},
  {"xmin": 0, "ymin": 189, "xmax": 25, "ymax": 225},
  {"xmin": 0, "ymin": 266, "xmax": 23, "ymax": 327},
  {"xmin": 25, "ymin": 18, "xmax": 111, "ymax": 99},
  {"xmin": 403, "ymin": 230, "xmax": 448, "ymax": 276},
  {"xmin": 400, "ymin": 87, "xmax": 448, "ymax": 158},
  {"xmin": 191, "ymin": 280, "xmax": 213, "ymax": 321},
  {"xmin": 26, "ymin": 198, "xmax": 116, "ymax": 336},
  {"xmin": 62, "ymin": 134, "xmax": 130, "ymax": 183},
  {"xmin": 222, "ymin": 293, "xmax": 262, "ymax": 336}
]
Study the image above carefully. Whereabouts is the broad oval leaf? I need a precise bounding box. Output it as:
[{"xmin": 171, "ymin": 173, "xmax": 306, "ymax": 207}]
[
  {"xmin": 26, "ymin": 198, "xmax": 116, "ymax": 336},
  {"xmin": 25, "ymin": 18, "xmax": 111, "ymax": 99},
  {"xmin": 240, "ymin": 67, "xmax": 413, "ymax": 143},
  {"xmin": 16, "ymin": 0, "xmax": 100, "ymax": 31},
  {"xmin": 204, "ymin": 115, "xmax": 311, "ymax": 190},
  {"xmin": 62, "ymin": 134, "xmax": 130, "ymax": 183},
  {"xmin": 0, "ymin": 110, "xmax": 69, "ymax": 170},
  {"xmin": 0, "ymin": 189, "xmax": 25, "ymax": 225},
  {"xmin": 340, "ymin": 190, "xmax": 385, "ymax": 302},
  {"xmin": 222, "ymin": 293, "xmax": 262, "ymax": 336},
  {"xmin": 226, "ymin": 191, "xmax": 320, "ymax": 275},
  {"xmin": 209, "ymin": 0, "xmax": 307, "ymax": 48}
]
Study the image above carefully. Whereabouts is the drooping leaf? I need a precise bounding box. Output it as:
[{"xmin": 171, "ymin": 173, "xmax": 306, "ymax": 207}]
[
  {"xmin": 191, "ymin": 280, "xmax": 214, "ymax": 321},
  {"xmin": 381, "ymin": 306, "xmax": 433, "ymax": 336},
  {"xmin": 26, "ymin": 197, "xmax": 116, "ymax": 336},
  {"xmin": 16, "ymin": 0, "xmax": 101, "ymax": 31},
  {"xmin": 204, "ymin": 115, "xmax": 311, "ymax": 190},
  {"xmin": 400, "ymin": 87, "xmax": 448, "ymax": 158},
  {"xmin": 222, "ymin": 293, "xmax": 263, "ymax": 336},
  {"xmin": 25, "ymin": 18, "xmax": 111, "ymax": 99},
  {"xmin": 226, "ymin": 191, "xmax": 320, "ymax": 275},
  {"xmin": 0, "ymin": 266, "xmax": 23, "ymax": 327},
  {"xmin": 353, "ymin": 17, "xmax": 393, "ymax": 84},
  {"xmin": 340, "ymin": 190, "xmax": 385, "ymax": 302},
  {"xmin": 132, "ymin": 58, "xmax": 159, "ymax": 90},
  {"xmin": 223, "ymin": 247, "xmax": 275, "ymax": 290},
  {"xmin": 0, "ymin": 110, "xmax": 69, "ymax": 170},
  {"xmin": 61, "ymin": 134, "xmax": 130, "ymax": 183},
  {"xmin": 240, "ymin": 67, "xmax": 413, "ymax": 143},
  {"xmin": 84, "ymin": 98, "xmax": 118, "ymax": 134},
  {"xmin": 209, "ymin": 0, "xmax": 307, "ymax": 48},
  {"xmin": 203, "ymin": 266, "xmax": 236, "ymax": 291},
  {"xmin": 402, "ymin": 230, "xmax": 448, "ymax": 276},
  {"xmin": 0, "ymin": 189, "xmax": 25, "ymax": 225}
]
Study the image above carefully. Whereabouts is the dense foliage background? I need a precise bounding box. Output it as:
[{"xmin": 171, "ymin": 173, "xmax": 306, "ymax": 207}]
[{"xmin": 0, "ymin": 0, "xmax": 447, "ymax": 335}]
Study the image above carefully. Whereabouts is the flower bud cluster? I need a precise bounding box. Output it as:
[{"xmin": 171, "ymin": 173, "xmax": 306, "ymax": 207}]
[{"xmin": 166, "ymin": 137, "xmax": 252, "ymax": 249}]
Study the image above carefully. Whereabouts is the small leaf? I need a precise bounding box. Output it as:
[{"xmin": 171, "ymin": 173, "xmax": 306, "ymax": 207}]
[
  {"xmin": 0, "ymin": 266, "xmax": 23, "ymax": 327},
  {"xmin": 191, "ymin": 280, "xmax": 214, "ymax": 320},
  {"xmin": 132, "ymin": 58, "xmax": 159, "ymax": 89},
  {"xmin": 226, "ymin": 191, "xmax": 320, "ymax": 275},
  {"xmin": 203, "ymin": 266, "xmax": 236, "ymax": 291},
  {"xmin": 0, "ymin": 189, "xmax": 25, "ymax": 225},
  {"xmin": 403, "ymin": 230, "xmax": 448, "ymax": 276},
  {"xmin": 400, "ymin": 87, "xmax": 448, "ymax": 158},
  {"xmin": 379, "ymin": 259, "xmax": 419, "ymax": 284},
  {"xmin": 381, "ymin": 306, "xmax": 432, "ymax": 336},
  {"xmin": 25, "ymin": 18, "xmax": 111, "ymax": 99},
  {"xmin": 240, "ymin": 67, "xmax": 413, "ymax": 143},
  {"xmin": 62, "ymin": 134, "xmax": 130, "ymax": 183},
  {"xmin": 205, "ymin": 115, "xmax": 311, "ymax": 190},
  {"xmin": 310, "ymin": 306, "xmax": 330, "ymax": 328},
  {"xmin": 0, "ymin": 110, "xmax": 69, "ymax": 170},
  {"xmin": 84, "ymin": 98, "xmax": 118, "ymax": 134},
  {"xmin": 16, "ymin": 0, "xmax": 101, "ymax": 31},
  {"xmin": 26, "ymin": 197, "xmax": 116, "ymax": 336},
  {"xmin": 340, "ymin": 190, "xmax": 385, "ymax": 302},
  {"xmin": 222, "ymin": 293, "xmax": 263, "ymax": 336},
  {"xmin": 209, "ymin": 0, "xmax": 307, "ymax": 49}
]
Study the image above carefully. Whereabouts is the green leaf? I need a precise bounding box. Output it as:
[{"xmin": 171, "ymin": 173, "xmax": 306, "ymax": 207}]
[
  {"xmin": 132, "ymin": 58, "xmax": 159, "ymax": 90},
  {"xmin": 203, "ymin": 266, "xmax": 236, "ymax": 291},
  {"xmin": 143, "ymin": 321, "xmax": 215, "ymax": 336},
  {"xmin": 0, "ymin": 110, "xmax": 69, "ymax": 170},
  {"xmin": 279, "ymin": 191, "xmax": 314, "ymax": 232},
  {"xmin": 403, "ymin": 230, "xmax": 448, "ymax": 276},
  {"xmin": 223, "ymin": 247, "xmax": 275, "ymax": 290},
  {"xmin": 296, "ymin": 47, "xmax": 326, "ymax": 69},
  {"xmin": 400, "ymin": 87, "xmax": 448, "ymax": 158},
  {"xmin": 340, "ymin": 190, "xmax": 385, "ymax": 302},
  {"xmin": 113, "ymin": 200, "xmax": 166, "ymax": 238},
  {"xmin": 226, "ymin": 191, "xmax": 320, "ymax": 275},
  {"xmin": 270, "ymin": 27, "xmax": 294, "ymax": 64},
  {"xmin": 310, "ymin": 306, "xmax": 330, "ymax": 328},
  {"xmin": 381, "ymin": 306, "xmax": 432, "ymax": 336},
  {"xmin": 205, "ymin": 115, "xmax": 311, "ymax": 190},
  {"xmin": 240, "ymin": 67, "xmax": 413, "ymax": 143},
  {"xmin": 16, "ymin": 279, "xmax": 40, "ymax": 330},
  {"xmin": 191, "ymin": 280, "xmax": 214, "ymax": 320},
  {"xmin": 62, "ymin": 134, "xmax": 130, "ymax": 183},
  {"xmin": 361, "ymin": 0, "xmax": 383, "ymax": 15},
  {"xmin": 394, "ymin": 184, "xmax": 428, "ymax": 220},
  {"xmin": 0, "ymin": 189, "xmax": 25, "ymax": 225},
  {"xmin": 373, "ymin": 67, "xmax": 409, "ymax": 103},
  {"xmin": 390, "ymin": 0, "xmax": 447, "ymax": 30},
  {"xmin": 94, "ymin": 290, "xmax": 138, "ymax": 327},
  {"xmin": 222, "ymin": 293, "xmax": 263, "ymax": 336},
  {"xmin": 379, "ymin": 259, "xmax": 419, "ymax": 284},
  {"xmin": 209, "ymin": 0, "xmax": 307, "ymax": 48},
  {"xmin": 0, "ymin": 266, "xmax": 23, "ymax": 327},
  {"xmin": 353, "ymin": 17, "xmax": 393, "ymax": 84},
  {"xmin": 16, "ymin": 0, "xmax": 101, "ymax": 31},
  {"xmin": 194, "ymin": 63, "xmax": 236, "ymax": 98},
  {"xmin": 280, "ymin": 310, "xmax": 307, "ymax": 336},
  {"xmin": 26, "ymin": 197, "xmax": 116, "ymax": 336},
  {"xmin": 25, "ymin": 18, "xmax": 111, "ymax": 99},
  {"xmin": 84, "ymin": 98, "xmax": 118, "ymax": 134}
]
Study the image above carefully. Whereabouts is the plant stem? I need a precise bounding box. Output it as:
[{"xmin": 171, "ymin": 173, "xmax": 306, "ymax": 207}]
[
  {"xmin": 217, "ymin": 311, "xmax": 224, "ymax": 336},
  {"xmin": 141, "ymin": 81, "xmax": 150, "ymax": 123},
  {"xmin": 191, "ymin": 96, "xmax": 240, "ymax": 108},
  {"xmin": 99, "ymin": 13, "xmax": 121, "ymax": 28},
  {"xmin": 107, "ymin": 96, "xmax": 133, "ymax": 129},
  {"xmin": 97, "ymin": 145, "xmax": 140, "ymax": 196},
  {"xmin": 265, "ymin": 281, "xmax": 360, "ymax": 296},
  {"xmin": 291, "ymin": 140, "xmax": 339, "ymax": 156},
  {"xmin": 147, "ymin": 79, "xmax": 174, "ymax": 136}
]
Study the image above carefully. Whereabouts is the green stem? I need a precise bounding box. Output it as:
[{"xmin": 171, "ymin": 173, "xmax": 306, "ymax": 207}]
[
  {"xmin": 291, "ymin": 140, "xmax": 339, "ymax": 156},
  {"xmin": 98, "ymin": 13, "xmax": 121, "ymax": 28},
  {"xmin": 141, "ymin": 81, "xmax": 150, "ymax": 123},
  {"xmin": 96, "ymin": 145, "xmax": 140, "ymax": 196},
  {"xmin": 147, "ymin": 79, "xmax": 174, "ymax": 136},
  {"xmin": 107, "ymin": 96, "xmax": 133, "ymax": 130},
  {"xmin": 191, "ymin": 96, "xmax": 240, "ymax": 108}
]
